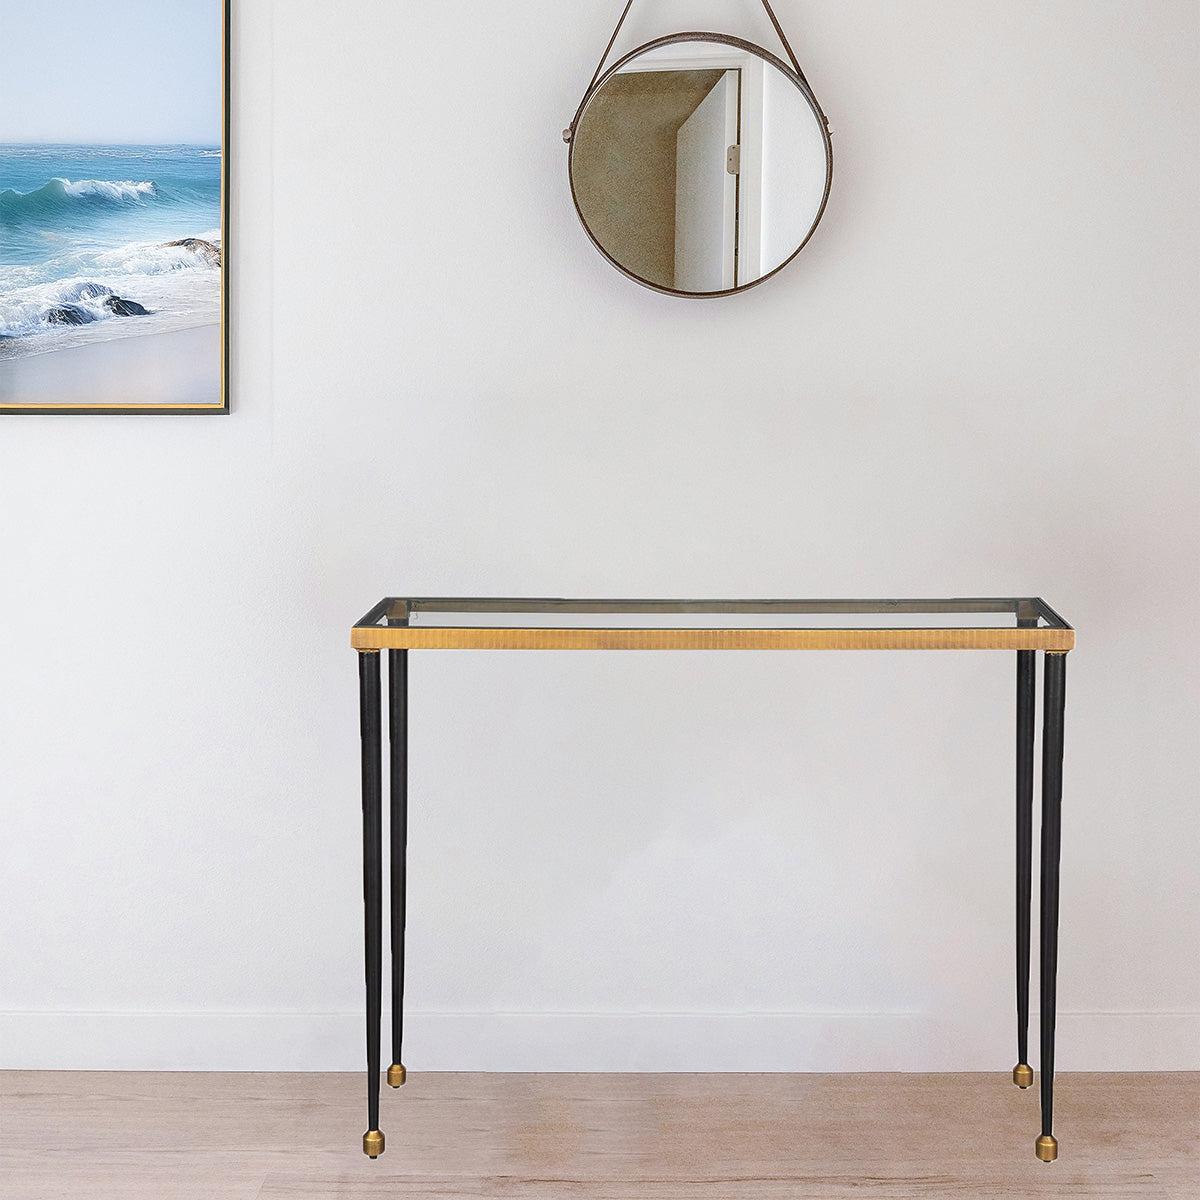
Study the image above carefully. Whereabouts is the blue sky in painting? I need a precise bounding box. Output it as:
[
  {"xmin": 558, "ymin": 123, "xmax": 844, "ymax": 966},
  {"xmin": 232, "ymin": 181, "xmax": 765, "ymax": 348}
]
[{"xmin": 0, "ymin": 0, "xmax": 222, "ymax": 145}]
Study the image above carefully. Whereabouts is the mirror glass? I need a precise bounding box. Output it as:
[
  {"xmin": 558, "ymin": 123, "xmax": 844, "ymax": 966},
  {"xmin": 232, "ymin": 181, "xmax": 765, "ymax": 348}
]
[{"xmin": 569, "ymin": 36, "xmax": 831, "ymax": 296}]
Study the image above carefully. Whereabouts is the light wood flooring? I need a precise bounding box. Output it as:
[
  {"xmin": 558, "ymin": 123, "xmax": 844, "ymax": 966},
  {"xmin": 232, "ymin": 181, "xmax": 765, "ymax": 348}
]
[{"xmin": 2, "ymin": 1071, "xmax": 1197, "ymax": 1199}]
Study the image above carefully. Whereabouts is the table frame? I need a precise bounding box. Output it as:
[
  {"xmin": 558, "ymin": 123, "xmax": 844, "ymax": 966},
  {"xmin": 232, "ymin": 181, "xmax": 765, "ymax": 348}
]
[{"xmin": 352, "ymin": 598, "xmax": 1073, "ymax": 1163}]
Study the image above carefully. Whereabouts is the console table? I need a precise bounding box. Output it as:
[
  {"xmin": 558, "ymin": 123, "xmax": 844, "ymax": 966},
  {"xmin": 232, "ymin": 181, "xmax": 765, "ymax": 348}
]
[{"xmin": 351, "ymin": 598, "xmax": 1073, "ymax": 1163}]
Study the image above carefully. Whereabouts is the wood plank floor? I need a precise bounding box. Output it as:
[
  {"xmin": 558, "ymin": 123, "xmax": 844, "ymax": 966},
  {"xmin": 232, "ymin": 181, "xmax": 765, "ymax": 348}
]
[{"xmin": 2, "ymin": 1071, "xmax": 1197, "ymax": 1199}]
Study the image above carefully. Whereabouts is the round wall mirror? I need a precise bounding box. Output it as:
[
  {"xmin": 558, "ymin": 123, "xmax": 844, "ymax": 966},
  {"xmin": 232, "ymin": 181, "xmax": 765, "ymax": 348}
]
[{"xmin": 568, "ymin": 33, "xmax": 832, "ymax": 298}]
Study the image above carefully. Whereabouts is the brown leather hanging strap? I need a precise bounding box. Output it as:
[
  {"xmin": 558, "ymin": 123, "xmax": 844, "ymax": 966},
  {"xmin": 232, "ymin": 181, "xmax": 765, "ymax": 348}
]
[
  {"xmin": 566, "ymin": 0, "xmax": 810, "ymax": 140},
  {"xmin": 582, "ymin": 0, "xmax": 636, "ymax": 114},
  {"xmin": 759, "ymin": 0, "xmax": 806, "ymax": 81}
]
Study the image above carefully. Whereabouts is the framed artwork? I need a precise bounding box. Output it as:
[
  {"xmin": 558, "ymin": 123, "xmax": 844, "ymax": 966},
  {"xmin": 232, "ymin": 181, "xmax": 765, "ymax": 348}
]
[{"xmin": 0, "ymin": 1, "xmax": 229, "ymax": 414}]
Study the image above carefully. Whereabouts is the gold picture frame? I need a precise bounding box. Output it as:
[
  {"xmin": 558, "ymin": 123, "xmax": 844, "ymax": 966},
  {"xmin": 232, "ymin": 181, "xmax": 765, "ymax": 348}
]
[{"xmin": 0, "ymin": 0, "xmax": 230, "ymax": 414}]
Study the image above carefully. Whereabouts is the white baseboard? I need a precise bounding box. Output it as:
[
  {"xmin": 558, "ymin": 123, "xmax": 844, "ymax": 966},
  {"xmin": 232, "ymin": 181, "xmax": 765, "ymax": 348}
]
[{"xmin": 2, "ymin": 1010, "xmax": 1196, "ymax": 1072}]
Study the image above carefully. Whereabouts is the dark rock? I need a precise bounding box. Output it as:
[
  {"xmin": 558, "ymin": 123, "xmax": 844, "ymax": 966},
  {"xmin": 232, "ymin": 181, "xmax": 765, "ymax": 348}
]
[
  {"xmin": 46, "ymin": 305, "xmax": 92, "ymax": 326},
  {"xmin": 163, "ymin": 237, "xmax": 222, "ymax": 267},
  {"xmin": 105, "ymin": 295, "xmax": 150, "ymax": 316}
]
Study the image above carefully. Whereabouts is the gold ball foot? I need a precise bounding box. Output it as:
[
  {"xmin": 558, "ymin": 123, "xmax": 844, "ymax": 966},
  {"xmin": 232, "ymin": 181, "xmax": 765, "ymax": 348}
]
[
  {"xmin": 1012, "ymin": 1063, "xmax": 1033, "ymax": 1089},
  {"xmin": 1035, "ymin": 1134, "xmax": 1058, "ymax": 1162},
  {"xmin": 387, "ymin": 1063, "xmax": 407, "ymax": 1088},
  {"xmin": 362, "ymin": 1129, "xmax": 385, "ymax": 1158}
]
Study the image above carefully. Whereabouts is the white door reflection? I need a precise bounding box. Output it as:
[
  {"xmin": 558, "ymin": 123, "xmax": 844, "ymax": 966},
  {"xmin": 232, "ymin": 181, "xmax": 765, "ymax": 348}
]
[{"xmin": 674, "ymin": 69, "xmax": 737, "ymax": 291}]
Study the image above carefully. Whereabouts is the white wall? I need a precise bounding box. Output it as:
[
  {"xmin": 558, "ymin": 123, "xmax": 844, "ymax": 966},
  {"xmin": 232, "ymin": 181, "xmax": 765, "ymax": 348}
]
[{"xmin": 2, "ymin": 0, "xmax": 1197, "ymax": 1072}]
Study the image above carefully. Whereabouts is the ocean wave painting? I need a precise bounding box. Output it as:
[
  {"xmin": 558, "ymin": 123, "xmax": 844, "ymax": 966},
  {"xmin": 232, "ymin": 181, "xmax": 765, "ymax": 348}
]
[{"xmin": 0, "ymin": 2, "xmax": 227, "ymax": 412}]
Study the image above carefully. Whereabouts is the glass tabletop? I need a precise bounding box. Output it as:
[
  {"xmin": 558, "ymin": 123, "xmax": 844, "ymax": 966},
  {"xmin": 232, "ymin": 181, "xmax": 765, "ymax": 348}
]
[{"xmin": 352, "ymin": 598, "xmax": 1072, "ymax": 651}]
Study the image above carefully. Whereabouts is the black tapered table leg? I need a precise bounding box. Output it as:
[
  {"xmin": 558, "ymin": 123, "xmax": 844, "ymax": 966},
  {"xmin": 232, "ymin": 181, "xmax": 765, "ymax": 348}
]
[
  {"xmin": 359, "ymin": 650, "xmax": 385, "ymax": 1159},
  {"xmin": 1013, "ymin": 648, "xmax": 1036, "ymax": 1089},
  {"xmin": 1036, "ymin": 650, "xmax": 1067, "ymax": 1162},
  {"xmin": 387, "ymin": 649, "xmax": 408, "ymax": 1090}
]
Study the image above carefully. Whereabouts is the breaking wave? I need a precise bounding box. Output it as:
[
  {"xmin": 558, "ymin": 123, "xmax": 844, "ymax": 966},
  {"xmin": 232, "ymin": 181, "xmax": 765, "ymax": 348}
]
[{"xmin": 0, "ymin": 177, "xmax": 160, "ymax": 222}]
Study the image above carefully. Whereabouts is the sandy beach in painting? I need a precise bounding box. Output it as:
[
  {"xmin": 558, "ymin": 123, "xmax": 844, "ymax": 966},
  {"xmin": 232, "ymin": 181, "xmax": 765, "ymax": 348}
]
[{"xmin": 0, "ymin": 324, "xmax": 219, "ymax": 408}]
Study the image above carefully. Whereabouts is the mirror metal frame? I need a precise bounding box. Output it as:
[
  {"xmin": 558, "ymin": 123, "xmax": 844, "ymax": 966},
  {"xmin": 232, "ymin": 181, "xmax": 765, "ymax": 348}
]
[{"xmin": 567, "ymin": 31, "xmax": 832, "ymax": 299}]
